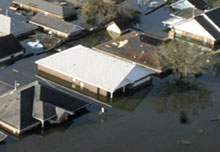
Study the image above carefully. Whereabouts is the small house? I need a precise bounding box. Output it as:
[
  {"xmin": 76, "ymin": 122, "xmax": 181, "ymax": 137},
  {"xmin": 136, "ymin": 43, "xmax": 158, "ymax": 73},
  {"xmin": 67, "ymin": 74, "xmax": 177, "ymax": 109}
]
[
  {"xmin": 35, "ymin": 45, "xmax": 156, "ymax": 98},
  {"xmin": 169, "ymin": 7, "xmax": 220, "ymax": 48},
  {"xmin": 30, "ymin": 14, "xmax": 83, "ymax": 38},
  {"xmin": 0, "ymin": 34, "xmax": 25, "ymax": 64},
  {"xmin": 94, "ymin": 31, "xmax": 169, "ymax": 73},
  {"xmin": 0, "ymin": 14, "xmax": 37, "ymax": 38},
  {"xmin": 171, "ymin": 0, "xmax": 209, "ymax": 11},
  {"xmin": 106, "ymin": 19, "xmax": 130, "ymax": 38},
  {"xmin": 13, "ymin": 0, "xmax": 76, "ymax": 19},
  {"xmin": 0, "ymin": 85, "xmax": 40, "ymax": 135},
  {"xmin": 0, "ymin": 81, "xmax": 89, "ymax": 135}
]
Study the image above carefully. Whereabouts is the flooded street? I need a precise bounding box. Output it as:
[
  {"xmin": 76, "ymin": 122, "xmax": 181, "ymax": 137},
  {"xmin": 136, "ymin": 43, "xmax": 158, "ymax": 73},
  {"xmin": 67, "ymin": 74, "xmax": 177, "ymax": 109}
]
[
  {"xmin": 1, "ymin": 0, "xmax": 220, "ymax": 151},
  {"xmin": 1, "ymin": 72, "xmax": 220, "ymax": 152},
  {"xmin": 0, "ymin": 30, "xmax": 220, "ymax": 152}
]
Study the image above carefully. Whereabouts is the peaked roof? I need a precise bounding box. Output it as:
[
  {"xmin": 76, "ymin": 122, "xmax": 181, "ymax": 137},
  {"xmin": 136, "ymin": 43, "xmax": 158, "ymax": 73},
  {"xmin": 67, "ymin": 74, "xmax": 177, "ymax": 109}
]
[
  {"xmin": 172, "ymin": 7, "xmax": 203, "ymax": 18},
  {"xmin": 14, "ymin": 0, "xmax": 75, "ymax": 18},
  {"xmin": 188, "ymin": 0, "xmax": 208, "ymax": 10},
  {"xmin": 171, "ymin": 0, "xmax": 208, "ymax": 10},
  {"xmin": 40, "ymin": 84, "xmax": 89, "ymax": 112},
  {"xmin": 0, "ymin": 34, "xmax": 24, "ymax": 59},
  {"xmin": 0, "ymin": 131, "xmax": 7, "ymax": 142},
  {"xmin": 31, "ymin": 14, "xmax": 83, "ymax": 35},
  {"xmin": 0, "ymin": 86, "xmax": 39, "ymax": 131},
  {"xmin": 0, "ymin": 81, "xmax": 89, "ymax": 133},
  {"xmin": 173, "ymin": 7, "xmax": 220, "ymax": 41},
  {"xmin": 0, "ymin": 14, "xmax": 37, "ymax": 37},
  {"xmin": 0, "ymin": 81, "xmax": 13, "ymax": 96},
  {"xmin": 94, "ymin": 31, "xmax": 165, "ymax": 72},
  {"xmin": 32, "ymin": 100, "xmax": 56, "ymax": 122},
  {"xmin": 205, "ymin": 7, "xmax": 220, "ymax": 28},
  {"xmin": 195, "ymin": 15, "xmax": 220, "ymax": 40}
]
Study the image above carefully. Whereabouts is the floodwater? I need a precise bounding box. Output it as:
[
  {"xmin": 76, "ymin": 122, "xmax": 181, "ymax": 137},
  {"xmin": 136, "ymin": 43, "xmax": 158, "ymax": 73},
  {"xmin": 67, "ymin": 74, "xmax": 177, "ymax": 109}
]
[{"xmin": 1, "ymin": 0, "xmax": 220, "ymax": 152}]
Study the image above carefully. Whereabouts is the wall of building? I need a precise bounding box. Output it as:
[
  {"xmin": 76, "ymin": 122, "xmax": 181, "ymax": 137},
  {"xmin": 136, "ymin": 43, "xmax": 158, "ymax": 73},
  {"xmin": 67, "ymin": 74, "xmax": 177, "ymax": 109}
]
[
  {"xmin": 169, "ymin": 29, "xmax": 215, "ymax": 48},
  {"xmin": 38, "ymin": 65, "xmax": 109, "ymax": 97},
  {"xmin": 30, "ymin": 22, "xmax": 68, "ymax": 38}
]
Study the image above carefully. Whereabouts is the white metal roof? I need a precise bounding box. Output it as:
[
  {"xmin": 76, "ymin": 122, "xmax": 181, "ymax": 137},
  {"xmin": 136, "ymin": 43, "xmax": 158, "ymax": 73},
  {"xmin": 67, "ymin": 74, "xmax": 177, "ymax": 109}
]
[
  {"xmin": 36, "ymin": 45, "xmax": 155, "ymax": 93},
  {"xmin": 173, "ymin": 19, "xmax": 215, "ymax": 40}
]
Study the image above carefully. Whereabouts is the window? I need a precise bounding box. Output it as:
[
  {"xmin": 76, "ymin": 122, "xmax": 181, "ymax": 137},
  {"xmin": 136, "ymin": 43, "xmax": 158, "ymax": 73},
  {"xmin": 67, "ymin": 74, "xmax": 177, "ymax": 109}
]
[
  {"xmin": 175, "ymin": 30, "xmax": 182, "ymax": 38},
  {"xmin": 202, "ymin": 37, "xmax": 207, "ymax": 45},
  {"xmin": 80, "ymin": 82, "xmax": 84, "ymax": 89},
  {"xmin": 186, "ymin": 33, "xmax": 191, "ymax": 41}
]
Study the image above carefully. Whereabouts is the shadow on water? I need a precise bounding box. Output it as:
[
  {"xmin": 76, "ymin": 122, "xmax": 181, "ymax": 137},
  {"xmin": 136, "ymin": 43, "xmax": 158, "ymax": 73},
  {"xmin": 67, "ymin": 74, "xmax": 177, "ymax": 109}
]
[{"xmin": 152, "ymin": 76, "xmax": 213, "ymax": 124}]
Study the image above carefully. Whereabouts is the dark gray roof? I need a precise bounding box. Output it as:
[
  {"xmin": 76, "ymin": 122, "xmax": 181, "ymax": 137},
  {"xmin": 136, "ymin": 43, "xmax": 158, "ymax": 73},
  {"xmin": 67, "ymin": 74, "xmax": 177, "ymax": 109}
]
[
  {"xmin": 0, "ymin": 131, "xmax": 7, "ymax": 142},
  {"xmin": 0, "ymin": 9, "xmax": 27, "ymax": 21},
  {"xmin": 14, "ymin": 0, "xmax": 75, "ymax": 18},
  {"xmin": 188, "ymin": 0, "xmax": 208, "ymax": 10},
  {"xmin": 195, "ymin": 15, "xmax": 220, "ymax": 40},
  {"xmin": 0, "ymin": 14, "xmax": 37, "ymax": 37},
  {"xmin": 205, "ymin": 7, "xmax": 220, "ymax": 28},
  {"xmin": 0, "ymin": 81, "xmax": 13, "ymax": 96},
  {"xmin": 40, "ymin": 84, "xmax": 89, "ymax": 112},
  {"xmin": 0, "ymin": 86, "xmax": 39, "ymax": 131},
  {"xmin": 0, "ymin": 0, "xmax": 13, "ymax": 10},
  {"xmin": 173, "ymin": 8, "xmax": 203, "ymax": 18},
  {"xmin": 0, "ymin": 34, "xmax": 25, "ymax": 59},
  {"xmin": 31, "ymin": 14, "xmax": 83, "ymax": 35},
  {"xmin": 33, "ymin": 100, "xmax": 56, "ymax": 122}
]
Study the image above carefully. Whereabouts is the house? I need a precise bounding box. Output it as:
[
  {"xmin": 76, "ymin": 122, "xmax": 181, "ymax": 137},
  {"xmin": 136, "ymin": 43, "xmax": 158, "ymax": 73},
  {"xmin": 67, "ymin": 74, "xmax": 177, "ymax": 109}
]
[
  {"xmin": 0, "ymin": 81, "xmax": 89, "ymax": 135},
  {"xmin": 0, "ymin": 34, "xmax": 25, "ymax": 64},
  {"xmin": 0, "ymin": 84, "xmax": 40, "ymax": 135},
  {"xmin": 30, "ymin": 14, "xmax": 84, "ymax": 38},
  {"xmin": 35, "ymin": 45, "xmax": 156, "ymax": 98},
  {"xmin": 169, "ymin": 7, "xmax": 220, "ymax": 48},
  {"xmin": 0, "ymin": 131, "xmax": 7, "ymax": 142},
  {"xmin": 105, "ymin": 19, "xmax": 130, "ymax": 38},
  {"xmin": 0, "ymin": 14, "xmax": 37, "ymax": 38},
  {"xmin": 13, "ymin": 0, "xmax": 76, "ymax": 19},
  {"xmin": 94, "ymin": 31, "xmax": 169, "ymax": 73},
  {"xmin": 171, "ymin": 0, "xmax": 209, "ymax": 11}
]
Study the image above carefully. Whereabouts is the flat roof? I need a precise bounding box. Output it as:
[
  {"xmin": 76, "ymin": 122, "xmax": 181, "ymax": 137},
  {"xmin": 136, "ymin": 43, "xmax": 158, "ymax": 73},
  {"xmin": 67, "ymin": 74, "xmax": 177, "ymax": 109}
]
[{"xmin": 36, "ymin": 45, "xmax": 155, "ymax": 93}]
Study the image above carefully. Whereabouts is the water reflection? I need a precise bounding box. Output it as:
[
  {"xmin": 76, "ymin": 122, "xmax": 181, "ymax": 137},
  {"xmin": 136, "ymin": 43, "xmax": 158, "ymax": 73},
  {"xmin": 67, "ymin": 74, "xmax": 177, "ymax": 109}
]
[{"xmin": 152, "ymin": 77, "xmax": 213, "ymax": 118}]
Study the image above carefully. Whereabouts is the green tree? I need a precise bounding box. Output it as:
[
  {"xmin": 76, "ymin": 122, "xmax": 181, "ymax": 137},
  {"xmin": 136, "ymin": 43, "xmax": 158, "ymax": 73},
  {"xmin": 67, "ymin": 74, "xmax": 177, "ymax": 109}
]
[
  {"xmin": 79, "ymin": 0, "xmax": 138, "ymax": 24},
  {"xmin": 158, "ymin": 41, "xmax": 215, "ymax": 79}
]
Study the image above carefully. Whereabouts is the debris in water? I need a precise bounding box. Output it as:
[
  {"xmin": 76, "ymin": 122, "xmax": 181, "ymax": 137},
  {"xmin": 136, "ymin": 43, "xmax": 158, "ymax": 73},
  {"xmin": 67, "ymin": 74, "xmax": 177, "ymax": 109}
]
[
  {"xmin": 27, "ymin": 39, "xmax": 43, "ymax": 49},
  {"xmin": 177, "ymin": 140, "xmax": 191, "ymax": 145},
  {"xmin": 198, "ymin": 129, "xmax": 207, "ymax": 135},
  {"xmin": 98, "ymin": 107, "xmax": 106, "ymax": 115},
  {"xmin": 12, "ymin": 69, "xmax": 19, "ymax": 73},
  {"xmin": 210, "ymin": 115, "xmax": 220, "ymax": 121}
]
